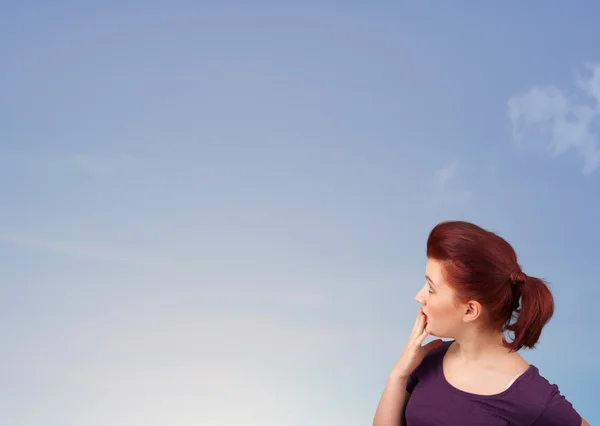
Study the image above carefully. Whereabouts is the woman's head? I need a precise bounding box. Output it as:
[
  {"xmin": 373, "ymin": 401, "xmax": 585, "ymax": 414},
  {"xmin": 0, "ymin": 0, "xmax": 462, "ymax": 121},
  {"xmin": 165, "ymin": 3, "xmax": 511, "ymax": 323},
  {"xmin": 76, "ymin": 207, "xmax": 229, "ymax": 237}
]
[{"xmin": 414, "ymin": 221, "xmax": 554, "ymax": 351}]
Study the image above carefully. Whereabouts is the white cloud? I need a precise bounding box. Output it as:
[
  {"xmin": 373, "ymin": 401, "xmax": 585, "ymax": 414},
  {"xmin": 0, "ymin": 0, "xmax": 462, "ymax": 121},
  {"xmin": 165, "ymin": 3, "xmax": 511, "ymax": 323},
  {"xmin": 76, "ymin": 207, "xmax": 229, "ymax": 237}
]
[
  {"xmin": 507, "ymin": 63, "xmax": 600, "ymax": 175},
  {"xmin": 435, "ymin": 161, "xmax": 458, "ymax": 188},
  {"xmin": 430, "ymin": 161, "xmax": 472, "ymax": 205}
]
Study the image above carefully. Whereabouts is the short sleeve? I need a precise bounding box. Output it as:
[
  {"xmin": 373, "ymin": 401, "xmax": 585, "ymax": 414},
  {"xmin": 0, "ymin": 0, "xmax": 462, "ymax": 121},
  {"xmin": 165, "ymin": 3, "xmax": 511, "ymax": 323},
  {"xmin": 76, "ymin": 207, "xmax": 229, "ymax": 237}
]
[{"xmin": 532, "ymin": 384, "xmax": 581, "ymax": 426}]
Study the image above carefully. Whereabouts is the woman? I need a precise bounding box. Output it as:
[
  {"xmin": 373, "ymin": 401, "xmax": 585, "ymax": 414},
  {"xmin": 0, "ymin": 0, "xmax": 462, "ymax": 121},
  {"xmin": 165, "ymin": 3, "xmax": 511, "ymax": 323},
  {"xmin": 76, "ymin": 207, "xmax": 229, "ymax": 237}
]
[{"xmin": 373, "ymin": 221, "xmax": 589, "ymax": 426}]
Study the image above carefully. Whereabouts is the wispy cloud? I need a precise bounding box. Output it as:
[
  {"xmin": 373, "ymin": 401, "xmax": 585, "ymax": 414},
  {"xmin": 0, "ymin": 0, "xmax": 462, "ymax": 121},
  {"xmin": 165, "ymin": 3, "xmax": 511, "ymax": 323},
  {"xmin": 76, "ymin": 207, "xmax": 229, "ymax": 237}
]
[
  {"xmin": 0, "ymin": 232, "xmax": 175, "ymax": 268},
  {"xmin": 69, "ymin": 154, "xmax": 141, "ymax": 176},
  {"xmin": 507, "ymin": 62, "xmax": 600, "ymax": 175},
  {"xmin": 435, "ymin": 161, "xmax": 458, "ymax": 188},
  {"xmin": 431, "ymin": 161, "xmax": 472, "ymax": 205}
]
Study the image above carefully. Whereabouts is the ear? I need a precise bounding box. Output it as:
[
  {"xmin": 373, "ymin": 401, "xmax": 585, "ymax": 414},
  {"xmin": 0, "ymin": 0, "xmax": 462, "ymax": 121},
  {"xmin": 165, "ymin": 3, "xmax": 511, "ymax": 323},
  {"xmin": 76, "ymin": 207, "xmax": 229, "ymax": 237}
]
[{"xmin": 462, "ymin": 300, "xmax": 482, "ymax": 323}]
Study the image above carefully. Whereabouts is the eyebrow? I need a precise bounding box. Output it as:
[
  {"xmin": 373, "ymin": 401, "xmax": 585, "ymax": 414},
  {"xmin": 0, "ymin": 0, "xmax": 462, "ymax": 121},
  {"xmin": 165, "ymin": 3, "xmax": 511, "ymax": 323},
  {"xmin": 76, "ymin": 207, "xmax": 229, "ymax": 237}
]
[{"xmin": 425, "ymin": 275, "xmax": 436, "ymax": 287}]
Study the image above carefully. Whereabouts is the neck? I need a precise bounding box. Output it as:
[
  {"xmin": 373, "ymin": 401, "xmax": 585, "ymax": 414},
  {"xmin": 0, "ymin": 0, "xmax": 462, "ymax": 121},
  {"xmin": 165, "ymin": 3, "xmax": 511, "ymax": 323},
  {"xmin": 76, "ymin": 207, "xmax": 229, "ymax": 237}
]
[{"xmin": 451, "ymin": 330, "xmax": 509, "ymax": 363}]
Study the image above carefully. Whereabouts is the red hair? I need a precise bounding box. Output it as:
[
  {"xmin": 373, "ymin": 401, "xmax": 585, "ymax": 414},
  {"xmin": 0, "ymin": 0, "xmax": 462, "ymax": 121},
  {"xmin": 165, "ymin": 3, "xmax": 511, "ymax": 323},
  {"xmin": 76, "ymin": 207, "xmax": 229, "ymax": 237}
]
[{"xmin": 426, "ymin": 221, "xmax": 554, "ymax": 351}]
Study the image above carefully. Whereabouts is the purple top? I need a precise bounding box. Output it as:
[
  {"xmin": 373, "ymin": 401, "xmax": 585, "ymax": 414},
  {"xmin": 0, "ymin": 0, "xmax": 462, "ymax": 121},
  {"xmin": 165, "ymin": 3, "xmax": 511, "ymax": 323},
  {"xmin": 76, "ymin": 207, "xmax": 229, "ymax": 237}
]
[{"xmin": 405, "ymin": 340, "xmax": 581, "ymax": 426}]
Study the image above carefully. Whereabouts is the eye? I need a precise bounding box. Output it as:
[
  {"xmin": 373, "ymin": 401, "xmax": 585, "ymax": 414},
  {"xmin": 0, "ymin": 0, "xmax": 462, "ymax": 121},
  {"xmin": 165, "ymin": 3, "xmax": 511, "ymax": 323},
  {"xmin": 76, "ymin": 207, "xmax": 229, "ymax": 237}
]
[{"xmin": 427, "ymin": 284, "xmax": 434, "ymax": 293}]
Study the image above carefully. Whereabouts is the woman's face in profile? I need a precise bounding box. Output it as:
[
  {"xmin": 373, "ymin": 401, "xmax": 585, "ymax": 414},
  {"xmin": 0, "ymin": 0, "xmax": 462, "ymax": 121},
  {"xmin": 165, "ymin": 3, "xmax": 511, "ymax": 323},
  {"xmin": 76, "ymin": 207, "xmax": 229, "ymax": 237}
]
[{"xmin": 415, "ymin": 259, "xmax": 465, "ymax": 338}]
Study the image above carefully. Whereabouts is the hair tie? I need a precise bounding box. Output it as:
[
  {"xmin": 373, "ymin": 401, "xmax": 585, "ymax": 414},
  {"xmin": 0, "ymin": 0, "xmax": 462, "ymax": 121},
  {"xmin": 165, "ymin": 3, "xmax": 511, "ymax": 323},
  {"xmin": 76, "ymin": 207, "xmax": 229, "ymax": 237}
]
[{"xmin": 509, "ymin": 270, "xmax": 527, "ymax": 287}]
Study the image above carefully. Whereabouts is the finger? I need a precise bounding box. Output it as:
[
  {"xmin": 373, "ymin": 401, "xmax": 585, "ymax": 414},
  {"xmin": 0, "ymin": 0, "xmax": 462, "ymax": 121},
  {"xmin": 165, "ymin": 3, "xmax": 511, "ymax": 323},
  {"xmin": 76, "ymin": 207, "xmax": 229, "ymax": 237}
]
[
  {"xmin": 415, "ymin": 310, "xmax": 427, "ymax": 339},
  {"xmin": 409, "ymin": 308, "xmax": 421, "ymax": 337},
  {"xmin": 415, "ymin": 327, "xmax": 429, "ymax": 346},
  {"xmin": 423, "ymin": 339, "xmax": 443, "ymax": 353},
  {"xmin": 410, "ymin": 308, "xmax": 425, "ymax": 338}
]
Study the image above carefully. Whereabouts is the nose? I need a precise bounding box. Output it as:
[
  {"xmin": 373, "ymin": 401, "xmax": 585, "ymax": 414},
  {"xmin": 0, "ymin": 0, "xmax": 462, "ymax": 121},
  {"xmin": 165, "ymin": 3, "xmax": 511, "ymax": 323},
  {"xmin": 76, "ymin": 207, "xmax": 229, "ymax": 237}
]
[{"xmin": 414, "ymin": 285, "xmax": 427, "ymax": 305}]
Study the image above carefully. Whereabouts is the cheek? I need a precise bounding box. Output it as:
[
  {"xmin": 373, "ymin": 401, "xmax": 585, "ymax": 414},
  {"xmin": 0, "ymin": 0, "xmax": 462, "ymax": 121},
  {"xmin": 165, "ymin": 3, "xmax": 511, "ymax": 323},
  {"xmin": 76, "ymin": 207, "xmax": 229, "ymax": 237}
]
[
  {"xmin": 427, "ymin": 298, "xmax": 457, "ymax": 319},
  {"xmin": 426, "ymin": 299, "xmax": 460, "ymax": 336}
]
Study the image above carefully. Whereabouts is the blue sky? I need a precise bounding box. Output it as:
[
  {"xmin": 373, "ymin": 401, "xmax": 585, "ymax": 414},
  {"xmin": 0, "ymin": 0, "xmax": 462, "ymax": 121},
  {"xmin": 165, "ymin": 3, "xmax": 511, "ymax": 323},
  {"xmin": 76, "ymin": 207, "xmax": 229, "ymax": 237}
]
[{"xmin": 1, "ymin": 2, "xmax": 598, "ymax": 425}]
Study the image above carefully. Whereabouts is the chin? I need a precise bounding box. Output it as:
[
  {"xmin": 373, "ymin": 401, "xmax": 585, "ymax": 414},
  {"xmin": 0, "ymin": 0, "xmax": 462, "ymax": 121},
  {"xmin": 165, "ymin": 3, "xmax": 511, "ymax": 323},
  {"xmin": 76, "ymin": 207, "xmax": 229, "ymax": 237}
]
[{"xmin": 426, "ymin": 324, "xmax": 442, "ymax": 338}]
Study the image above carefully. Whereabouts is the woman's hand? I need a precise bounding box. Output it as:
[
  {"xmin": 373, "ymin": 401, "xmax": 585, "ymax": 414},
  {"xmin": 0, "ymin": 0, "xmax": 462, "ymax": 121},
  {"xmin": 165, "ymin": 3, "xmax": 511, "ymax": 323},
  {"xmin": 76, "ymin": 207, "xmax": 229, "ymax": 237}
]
[{"xmin": 391, "ymin": 308, "xmax": 443, "ymax": 379}]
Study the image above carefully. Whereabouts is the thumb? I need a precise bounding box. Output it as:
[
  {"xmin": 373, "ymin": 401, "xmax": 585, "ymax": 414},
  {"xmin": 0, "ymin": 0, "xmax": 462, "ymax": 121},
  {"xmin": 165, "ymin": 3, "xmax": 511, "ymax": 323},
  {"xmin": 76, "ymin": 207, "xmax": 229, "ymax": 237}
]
[{"xmin": 423, "ymin": 339, "xmax": 443, "ymax": 353}]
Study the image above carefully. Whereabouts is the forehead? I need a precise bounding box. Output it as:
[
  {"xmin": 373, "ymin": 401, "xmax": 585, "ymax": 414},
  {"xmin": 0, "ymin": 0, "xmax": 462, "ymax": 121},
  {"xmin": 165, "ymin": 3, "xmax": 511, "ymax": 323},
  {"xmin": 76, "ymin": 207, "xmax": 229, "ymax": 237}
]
[{"xmin": 425, "ymin": 258, "xmax": 446, "ymax": 283}]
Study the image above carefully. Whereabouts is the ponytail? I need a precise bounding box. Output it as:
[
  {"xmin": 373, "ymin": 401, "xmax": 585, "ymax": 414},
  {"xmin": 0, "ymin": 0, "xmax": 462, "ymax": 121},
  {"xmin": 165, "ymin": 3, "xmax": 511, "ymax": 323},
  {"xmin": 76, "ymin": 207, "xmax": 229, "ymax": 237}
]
[{"xmin": 505, "ymin": 274, "xmax": 555, "ymax": 351}]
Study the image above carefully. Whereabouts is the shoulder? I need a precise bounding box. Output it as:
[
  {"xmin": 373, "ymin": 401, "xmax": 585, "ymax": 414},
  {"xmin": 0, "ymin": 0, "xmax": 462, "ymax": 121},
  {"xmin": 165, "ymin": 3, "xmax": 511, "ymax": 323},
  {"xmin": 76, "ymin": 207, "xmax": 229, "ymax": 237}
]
[
  {"xmin": 519, "ymin": 366, "xmax": 582, "ymax": 426},
  {"xmin": 426, "ymin": 339, "xmax": 453, "ymax": 361},
  {"xmin": 406, "ymin": 340, "xmax": 452, "ymax": 394},
  {"xmin": 416, "ymin": 339, "xmax": 452, "ymax": 373}
]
